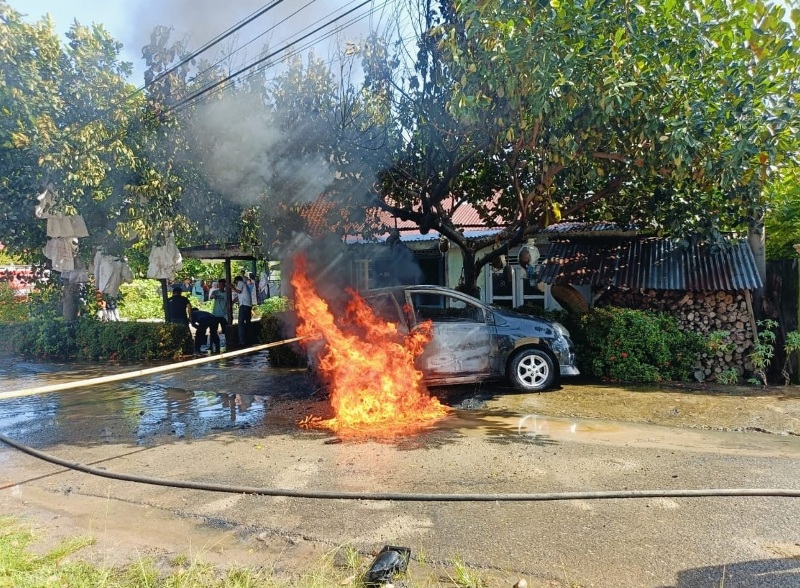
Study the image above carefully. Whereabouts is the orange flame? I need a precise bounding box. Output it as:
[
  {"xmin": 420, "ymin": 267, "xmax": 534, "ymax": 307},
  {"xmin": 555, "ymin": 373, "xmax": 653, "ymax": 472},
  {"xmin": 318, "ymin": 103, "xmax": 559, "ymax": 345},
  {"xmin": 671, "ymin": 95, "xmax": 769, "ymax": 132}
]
[{"xmin": 292, "ymin": 255, "xmax": 448, "ymax": 435}]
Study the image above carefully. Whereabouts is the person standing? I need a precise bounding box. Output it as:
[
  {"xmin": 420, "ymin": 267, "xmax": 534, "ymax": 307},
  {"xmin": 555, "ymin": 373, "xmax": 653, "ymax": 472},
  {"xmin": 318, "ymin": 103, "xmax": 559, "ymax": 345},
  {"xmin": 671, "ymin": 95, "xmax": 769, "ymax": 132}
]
[
  {"xmin": 232, "ymin": 275, "xmax": 252, "ymax": 347},
  {"xmin": 167, "ymin": 285, "xmax": 192, "ymax": 325},
  {"xmin": 210, "ymin": 278, "xmax": 229, "ymax": 327},
  {"xmin": 190, "ymin": 308, "xmax": 221, "ymax": 354},
  {"xmin": 191, "ymin": 279, "xmax": 205, "ymax": 303}
]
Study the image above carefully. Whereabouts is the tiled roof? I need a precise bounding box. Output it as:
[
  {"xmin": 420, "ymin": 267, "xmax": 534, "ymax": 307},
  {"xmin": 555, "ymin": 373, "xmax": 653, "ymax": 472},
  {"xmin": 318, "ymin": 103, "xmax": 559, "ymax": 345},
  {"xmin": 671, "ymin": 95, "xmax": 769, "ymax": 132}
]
[{"xmin": 539, "ymin": 237, "xmax": 762, "ymax": 291}]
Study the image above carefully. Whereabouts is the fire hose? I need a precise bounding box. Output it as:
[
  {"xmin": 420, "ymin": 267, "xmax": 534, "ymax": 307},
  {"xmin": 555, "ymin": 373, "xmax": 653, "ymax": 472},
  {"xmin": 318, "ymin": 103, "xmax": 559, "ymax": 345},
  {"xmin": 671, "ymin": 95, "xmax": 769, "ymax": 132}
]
[
  {"xmin": 1, "ymin": 336, "xmax": 799, "ymax": 501},
  {"xmin": 0, "ymin": 336, "xmax": 307, "ymax": 401},
  {"xmin": 1, "ymin": 433, "xmax": 799, "ymax": 501}
]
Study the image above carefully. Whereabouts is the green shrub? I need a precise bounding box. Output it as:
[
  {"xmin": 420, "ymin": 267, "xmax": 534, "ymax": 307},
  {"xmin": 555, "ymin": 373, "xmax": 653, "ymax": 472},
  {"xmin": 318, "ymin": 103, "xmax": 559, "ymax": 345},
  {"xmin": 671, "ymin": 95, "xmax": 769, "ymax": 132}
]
[
  {"xmin": 0, "ymin": 319, "xmax": 78, "ymax": 359},
  {"xmin": 74, "ymin": 320, "xmax": 192, "ymax": 361},
  {"xmin": 577, "ymin": 307, "xmax": 705, "ymax": 383},
  {"xmin": 118, "ymin": 280, "xmax": 166, "ymax": 321},
  {"xmin": 255, "ymin": 296, "xmax": 290, "ymax": 318},
  {"xmin": 0, "ymin": 284, "xmax": 28, "ymax": 322},
  {"xmin": 0, "ymin": 318, "xmax": 192, "ymax": 362},
  {"xmin": 260, "ymin": 312, "xmax": 306, "ymax": 367}
]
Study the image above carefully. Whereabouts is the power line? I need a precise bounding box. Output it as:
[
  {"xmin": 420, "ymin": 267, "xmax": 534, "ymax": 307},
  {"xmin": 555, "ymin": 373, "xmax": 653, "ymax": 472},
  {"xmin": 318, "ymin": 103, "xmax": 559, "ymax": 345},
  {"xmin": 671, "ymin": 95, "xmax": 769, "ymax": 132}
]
[
  {"xmin": 163, "ymin": 0, "xmax": 376, "ymax": 115},
  {"xmin": 169, "ymin": 0, "xmax": 382, "ymax": 113},
  {"xmin": 168, "ymin": 0, "xmax": 396, "ymax": 117},
  {"xmin": 141, "ymin": 0, "xmax": 289, "ymax": 92},
  {"xmin": 188, "ymin": 0, "xmax": 323, "ymax": 85}
]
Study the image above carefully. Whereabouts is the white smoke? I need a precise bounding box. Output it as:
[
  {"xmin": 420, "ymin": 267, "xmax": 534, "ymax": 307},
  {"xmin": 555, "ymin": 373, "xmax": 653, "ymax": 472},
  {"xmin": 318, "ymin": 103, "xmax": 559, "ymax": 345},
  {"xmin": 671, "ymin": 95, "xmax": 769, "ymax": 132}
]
[{"xmin": 190, "ymin": 92, "xmax": 334, "ymax": 206}]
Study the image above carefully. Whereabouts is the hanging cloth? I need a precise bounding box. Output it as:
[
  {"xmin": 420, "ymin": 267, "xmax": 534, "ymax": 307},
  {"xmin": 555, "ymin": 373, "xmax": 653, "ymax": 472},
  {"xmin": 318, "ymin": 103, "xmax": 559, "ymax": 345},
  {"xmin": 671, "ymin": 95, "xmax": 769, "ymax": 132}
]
[
  {"xmin": 35, "ymin": 189, "xmax": 89, "ymax": 238},
  {"xmin": 42, "ymin": 237, "xmax": 78, "ymax": 272},
  {"xmin": 93, "ymin": 249, "xmax": 133, "ymax": 297},
  {"xmin": 147, "ymin": 234, "xmax": 182, "ymax": 280}
]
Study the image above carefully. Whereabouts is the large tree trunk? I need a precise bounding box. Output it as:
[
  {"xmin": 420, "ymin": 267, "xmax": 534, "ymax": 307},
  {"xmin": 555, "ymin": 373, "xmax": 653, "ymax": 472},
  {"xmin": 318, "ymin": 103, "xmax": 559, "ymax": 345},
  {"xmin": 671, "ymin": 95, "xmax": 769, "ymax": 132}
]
[
  {"xmin": 62, "ymin": 281, "xmax": 80, "ymax": 321},
  {"xmin": 457, "ymin": 247, "xmax": 481, "ymax": 299}
]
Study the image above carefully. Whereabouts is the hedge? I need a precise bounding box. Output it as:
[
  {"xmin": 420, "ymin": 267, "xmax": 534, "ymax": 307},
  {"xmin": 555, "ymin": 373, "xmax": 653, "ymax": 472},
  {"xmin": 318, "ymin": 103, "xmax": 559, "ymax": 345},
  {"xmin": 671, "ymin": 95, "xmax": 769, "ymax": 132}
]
[{"xmin": 0, "ymin": 318, "xmax": 192, "ymax": 361}]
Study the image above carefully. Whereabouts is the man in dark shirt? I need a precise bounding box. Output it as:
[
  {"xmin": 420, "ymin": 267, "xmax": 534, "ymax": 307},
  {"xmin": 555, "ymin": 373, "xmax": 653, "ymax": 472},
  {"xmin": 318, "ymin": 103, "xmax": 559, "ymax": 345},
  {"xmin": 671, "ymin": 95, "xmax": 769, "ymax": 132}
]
[
  {"xmin": 190, "ymin": 308, "xmax": 222, "ymax": 354},
  {"xmin": 167, "ymin": 286, "xmax": 192, "ymax": 325}
]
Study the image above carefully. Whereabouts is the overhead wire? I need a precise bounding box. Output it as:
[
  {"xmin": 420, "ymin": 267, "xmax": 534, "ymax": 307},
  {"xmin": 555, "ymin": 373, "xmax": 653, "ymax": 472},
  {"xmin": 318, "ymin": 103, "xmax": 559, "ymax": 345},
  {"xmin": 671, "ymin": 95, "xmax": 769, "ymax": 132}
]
[
  {"xmin": 186, "ymin": 0, "xmax": 326, "ymax": 86},
  {"xmin": 162, "ymin": 0, "xmax": 377, "ymax": 116},
  {"xmin": 140, "ymin": 0, "xmax": 290, "ymax": 92},
  {"xmin": 164, "ymin": 0, "xmax": 381, "ymax": 115},
  {"xmin": 167, "ymin": 0, "xmax": 395, "ymax": 117}
]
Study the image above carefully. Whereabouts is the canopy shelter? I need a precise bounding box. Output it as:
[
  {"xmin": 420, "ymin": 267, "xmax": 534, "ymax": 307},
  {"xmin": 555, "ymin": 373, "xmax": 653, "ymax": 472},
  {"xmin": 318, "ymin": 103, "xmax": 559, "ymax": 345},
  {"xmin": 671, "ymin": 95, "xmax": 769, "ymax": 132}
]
[{"xmin": 175, "ymin": 244, "xmax": 258, "ymax": 327}]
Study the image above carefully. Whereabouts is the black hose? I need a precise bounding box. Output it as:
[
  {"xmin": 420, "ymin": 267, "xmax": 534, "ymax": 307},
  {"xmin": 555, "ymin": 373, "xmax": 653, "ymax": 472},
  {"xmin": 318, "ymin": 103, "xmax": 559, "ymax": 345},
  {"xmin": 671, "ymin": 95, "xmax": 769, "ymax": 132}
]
[{"xmin": 2, "ymin": 433, "xmax": 799, "ymax": 502}]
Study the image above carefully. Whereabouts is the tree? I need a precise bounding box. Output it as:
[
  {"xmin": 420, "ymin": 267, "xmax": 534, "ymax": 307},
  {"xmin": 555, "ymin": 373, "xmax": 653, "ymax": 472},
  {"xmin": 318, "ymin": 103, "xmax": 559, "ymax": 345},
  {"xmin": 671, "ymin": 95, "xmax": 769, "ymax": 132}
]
[
  {"xmin": 326, "ymin": 1, "xmax": 503, "ymax": 296},
  {"xmin": 439, "ymin": 0, "xmax": 799, "ymax": 291},
  {"xmin": 765, "ymin": 167, "xmax": 800, "ymax": 260},
  {"xmin": 0, "ymin": 3, "xmax": 159, "ymax": 317}
]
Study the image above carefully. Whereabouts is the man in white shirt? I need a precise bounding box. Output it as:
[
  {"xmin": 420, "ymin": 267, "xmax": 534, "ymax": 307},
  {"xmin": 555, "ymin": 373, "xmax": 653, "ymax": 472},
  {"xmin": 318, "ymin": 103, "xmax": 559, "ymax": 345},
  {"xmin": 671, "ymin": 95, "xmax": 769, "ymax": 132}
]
[{"xmin": 232, "ymin": 275, "xmax": 253, "ymax": 346}]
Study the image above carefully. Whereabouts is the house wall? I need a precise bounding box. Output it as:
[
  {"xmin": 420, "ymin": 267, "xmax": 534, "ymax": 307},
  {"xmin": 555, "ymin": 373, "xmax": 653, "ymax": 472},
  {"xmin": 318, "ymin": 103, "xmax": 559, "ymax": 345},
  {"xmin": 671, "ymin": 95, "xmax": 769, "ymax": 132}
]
[{"xmin": 596, "ymin": 287, "xmax": 757, "ymax": 382}]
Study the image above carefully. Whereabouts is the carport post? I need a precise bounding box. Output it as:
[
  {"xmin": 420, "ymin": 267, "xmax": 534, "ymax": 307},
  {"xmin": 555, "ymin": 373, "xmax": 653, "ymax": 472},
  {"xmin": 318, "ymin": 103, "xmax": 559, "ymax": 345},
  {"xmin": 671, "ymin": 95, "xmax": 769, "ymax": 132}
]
[{"xmin": 160, "ymin": 278, "xmax": 169, "ymax": 322}]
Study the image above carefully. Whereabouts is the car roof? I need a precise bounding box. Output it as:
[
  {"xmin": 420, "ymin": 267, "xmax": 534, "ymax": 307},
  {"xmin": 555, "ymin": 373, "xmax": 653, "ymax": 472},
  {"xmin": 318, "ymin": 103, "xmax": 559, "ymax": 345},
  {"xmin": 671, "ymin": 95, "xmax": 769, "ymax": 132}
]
[{"xmin": 364, "ymin": 285, "xmax": 491, "ymax": 306}]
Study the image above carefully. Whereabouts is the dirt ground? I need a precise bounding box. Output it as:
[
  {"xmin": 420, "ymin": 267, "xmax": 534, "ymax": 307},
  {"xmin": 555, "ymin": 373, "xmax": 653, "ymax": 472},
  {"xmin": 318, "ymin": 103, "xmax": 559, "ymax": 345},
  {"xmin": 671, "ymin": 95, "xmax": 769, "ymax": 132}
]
[
  {"xmin": 510, "ymin": 379, "xmax": 800, "ymax": 436},
  {"xmin": 2, "ymin": 366, "xmax": 800, "ymax": 587}
]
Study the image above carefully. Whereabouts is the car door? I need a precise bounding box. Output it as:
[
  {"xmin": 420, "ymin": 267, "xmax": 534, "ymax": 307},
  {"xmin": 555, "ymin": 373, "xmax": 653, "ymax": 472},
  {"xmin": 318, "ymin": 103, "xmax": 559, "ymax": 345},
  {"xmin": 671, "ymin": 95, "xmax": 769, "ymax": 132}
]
[{"xmin": 406, "ymin": 289, "xmax": 492, "ymax": 382}]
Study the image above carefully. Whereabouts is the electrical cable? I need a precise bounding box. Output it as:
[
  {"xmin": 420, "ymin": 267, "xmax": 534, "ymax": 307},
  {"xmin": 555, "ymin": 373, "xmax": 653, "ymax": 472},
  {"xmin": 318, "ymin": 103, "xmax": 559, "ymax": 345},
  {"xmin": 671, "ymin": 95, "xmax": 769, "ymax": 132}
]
[
  {"xmin": 167, "ymin": 0, "xmax": 393, "ymax": 118},
  {"xmin": 168, "ymin": 3, "xmax": 390, "ymax": 117},
  {"xmin": 163, "ymin": 0, "xmax": 375, "ymax": 115},
  {"xmin": 187, "ymin": 0, "xmax": 332, "ymax": 86},
  {"xmin": 166, "ymin": 0, "xmax": 379, "ymax": 115},
  {"xmin": 1, "ymin": 433, "xmax": 799, "ymax": 502},
  {"xmin": 141, "ymin": 0, "xmax": 290, "ymax": 91}
]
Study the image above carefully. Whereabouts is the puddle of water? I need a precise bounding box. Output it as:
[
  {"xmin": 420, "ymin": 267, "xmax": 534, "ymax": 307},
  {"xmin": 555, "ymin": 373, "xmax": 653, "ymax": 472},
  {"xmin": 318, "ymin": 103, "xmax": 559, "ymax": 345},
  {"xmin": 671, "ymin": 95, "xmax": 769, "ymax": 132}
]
[
  {"xmin": 0, "ymin": 355, "xmax": 309, "ymax": 447},
  {"xmin": 4, "ymin": 356, "xmax": 800, "ymax": 458},
  {"xmin": 437, "ymin": 409, "xmax": 800, "ymax": 457}
]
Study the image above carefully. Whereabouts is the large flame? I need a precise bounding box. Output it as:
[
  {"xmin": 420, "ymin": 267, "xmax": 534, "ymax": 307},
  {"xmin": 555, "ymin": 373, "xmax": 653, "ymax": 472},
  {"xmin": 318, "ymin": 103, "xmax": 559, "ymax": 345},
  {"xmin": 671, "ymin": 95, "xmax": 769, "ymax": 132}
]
[{"xmin": 292, "ymin": 256, "xmax": 448, "ymax": 435}]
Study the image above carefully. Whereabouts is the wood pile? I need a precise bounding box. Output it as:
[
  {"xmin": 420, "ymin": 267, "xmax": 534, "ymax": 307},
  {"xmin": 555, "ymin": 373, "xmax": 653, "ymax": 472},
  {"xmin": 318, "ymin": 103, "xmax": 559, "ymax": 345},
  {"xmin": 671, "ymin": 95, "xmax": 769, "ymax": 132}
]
[{"xmin": 597, "ymin": 288, "xmax": 756, "ymax": 381}]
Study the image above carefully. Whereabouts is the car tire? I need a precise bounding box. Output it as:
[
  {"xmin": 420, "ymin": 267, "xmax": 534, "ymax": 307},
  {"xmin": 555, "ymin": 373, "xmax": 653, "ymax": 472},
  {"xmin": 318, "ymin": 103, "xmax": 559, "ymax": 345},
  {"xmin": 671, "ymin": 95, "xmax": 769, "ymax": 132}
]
[{"xmin": 509, "ymin": 348, "xmax": 556, "ymax": 392}]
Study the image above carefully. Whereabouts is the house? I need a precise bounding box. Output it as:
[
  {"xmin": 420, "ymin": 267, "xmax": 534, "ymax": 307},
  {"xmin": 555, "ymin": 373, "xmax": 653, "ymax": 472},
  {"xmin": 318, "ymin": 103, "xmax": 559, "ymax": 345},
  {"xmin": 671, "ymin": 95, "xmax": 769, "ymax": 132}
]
[
  {"xmin": 338, "ymin": 198, "xmax": 569, "ymax": 311},
  {"xmin": 337, "ymin": 205, "xmax": 763, "ymax": 380}
]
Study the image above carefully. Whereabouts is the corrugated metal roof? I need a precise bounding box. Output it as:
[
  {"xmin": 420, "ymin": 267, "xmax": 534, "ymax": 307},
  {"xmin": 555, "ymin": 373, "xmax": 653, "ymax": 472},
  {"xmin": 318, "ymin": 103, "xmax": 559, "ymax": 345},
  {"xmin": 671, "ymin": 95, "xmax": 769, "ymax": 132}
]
[
  {"xmin": 539, "ymin": 238, "xmax": 762, "ymax": 291},
  {"xmin": 539, "ymin": 221, "xmax": 631, "ymax": 234}
]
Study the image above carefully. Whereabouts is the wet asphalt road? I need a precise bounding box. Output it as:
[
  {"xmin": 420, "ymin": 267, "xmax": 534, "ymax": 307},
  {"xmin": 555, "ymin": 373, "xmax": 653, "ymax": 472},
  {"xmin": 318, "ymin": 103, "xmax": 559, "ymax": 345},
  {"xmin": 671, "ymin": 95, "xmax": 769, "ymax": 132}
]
[{"xmin": 1, "ymin": 355, "xmax": 800, "ymax": 587}]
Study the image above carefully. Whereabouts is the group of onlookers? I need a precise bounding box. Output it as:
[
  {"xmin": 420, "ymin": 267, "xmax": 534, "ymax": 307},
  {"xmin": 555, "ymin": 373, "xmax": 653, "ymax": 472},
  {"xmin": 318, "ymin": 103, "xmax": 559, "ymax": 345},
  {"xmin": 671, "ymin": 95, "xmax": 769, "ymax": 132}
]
[
  {"xmin": 166, "ymin": 272, "xmax": 257, "ymax": 355},
  {"xmin": 95, "ymin": 291, "xmax": 120, "ymax": 321}
]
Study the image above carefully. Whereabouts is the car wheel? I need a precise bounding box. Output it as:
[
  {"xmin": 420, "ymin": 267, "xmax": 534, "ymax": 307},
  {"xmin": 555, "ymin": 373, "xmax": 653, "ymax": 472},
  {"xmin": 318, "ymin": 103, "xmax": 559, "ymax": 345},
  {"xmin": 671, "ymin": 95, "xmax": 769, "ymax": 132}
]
[{"xmin": 509, "ymin": 348, "xmax": 555, "ymax": 392}]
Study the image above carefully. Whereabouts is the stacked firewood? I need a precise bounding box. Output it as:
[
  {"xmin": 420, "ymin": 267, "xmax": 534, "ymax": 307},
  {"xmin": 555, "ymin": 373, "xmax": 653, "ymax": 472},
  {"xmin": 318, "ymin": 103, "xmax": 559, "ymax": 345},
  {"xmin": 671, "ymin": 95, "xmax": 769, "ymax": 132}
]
[{"xmin": 597, "ymin": 288, "xmax": 756, "ymax": 381}]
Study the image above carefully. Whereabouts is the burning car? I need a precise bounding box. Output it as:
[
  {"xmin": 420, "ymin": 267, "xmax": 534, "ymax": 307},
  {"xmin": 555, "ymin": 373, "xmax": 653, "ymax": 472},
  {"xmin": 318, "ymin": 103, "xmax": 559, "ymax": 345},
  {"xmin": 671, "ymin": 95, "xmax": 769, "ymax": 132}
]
[{"xmin": 362, "ymin": 285, "xmax": 579, "ymax": 392}]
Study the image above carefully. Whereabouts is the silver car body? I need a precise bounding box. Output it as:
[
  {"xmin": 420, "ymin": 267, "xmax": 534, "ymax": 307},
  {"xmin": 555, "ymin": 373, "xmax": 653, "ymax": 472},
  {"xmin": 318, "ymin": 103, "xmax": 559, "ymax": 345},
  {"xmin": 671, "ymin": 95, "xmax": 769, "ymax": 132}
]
[{"xmin": 363, "ymin": 285, "xmax": 579, "ymax": 388}]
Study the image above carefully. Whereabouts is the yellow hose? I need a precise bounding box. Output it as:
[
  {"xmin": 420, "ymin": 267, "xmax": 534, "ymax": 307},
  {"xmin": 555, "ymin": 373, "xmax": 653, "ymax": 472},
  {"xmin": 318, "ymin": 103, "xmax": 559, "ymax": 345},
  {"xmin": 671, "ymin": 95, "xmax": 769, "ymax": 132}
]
[{"xmin": 0, "ymin": 336, "xmax": 306, "ymax": 401}]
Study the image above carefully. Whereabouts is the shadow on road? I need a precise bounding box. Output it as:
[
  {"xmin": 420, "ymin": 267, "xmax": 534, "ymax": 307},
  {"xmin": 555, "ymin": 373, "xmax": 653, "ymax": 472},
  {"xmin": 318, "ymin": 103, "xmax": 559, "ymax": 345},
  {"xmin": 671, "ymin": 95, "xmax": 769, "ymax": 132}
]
[{"xmin": 661, "ymin": 558, "xmax": 800, "ymax": 588}]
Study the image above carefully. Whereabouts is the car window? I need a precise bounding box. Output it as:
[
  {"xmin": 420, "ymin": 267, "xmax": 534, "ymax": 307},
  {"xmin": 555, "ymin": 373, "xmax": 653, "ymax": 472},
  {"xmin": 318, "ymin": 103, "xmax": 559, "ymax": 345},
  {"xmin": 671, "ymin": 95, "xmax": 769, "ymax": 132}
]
[
  {"xmin": 365, "ymin": 292, "xmax": 405, "ymax": 325},
  {"xmin": 410, "ymin": 292, "xmax": 485, "ymax": 323}
]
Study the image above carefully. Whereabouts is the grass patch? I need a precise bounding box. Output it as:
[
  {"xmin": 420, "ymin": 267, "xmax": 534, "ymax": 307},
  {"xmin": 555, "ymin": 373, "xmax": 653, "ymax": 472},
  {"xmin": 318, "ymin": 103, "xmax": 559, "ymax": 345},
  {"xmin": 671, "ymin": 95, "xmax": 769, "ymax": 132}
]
[{"xmin": 0, "ymin": 517, "xmax": 557, "ymax": 587}]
